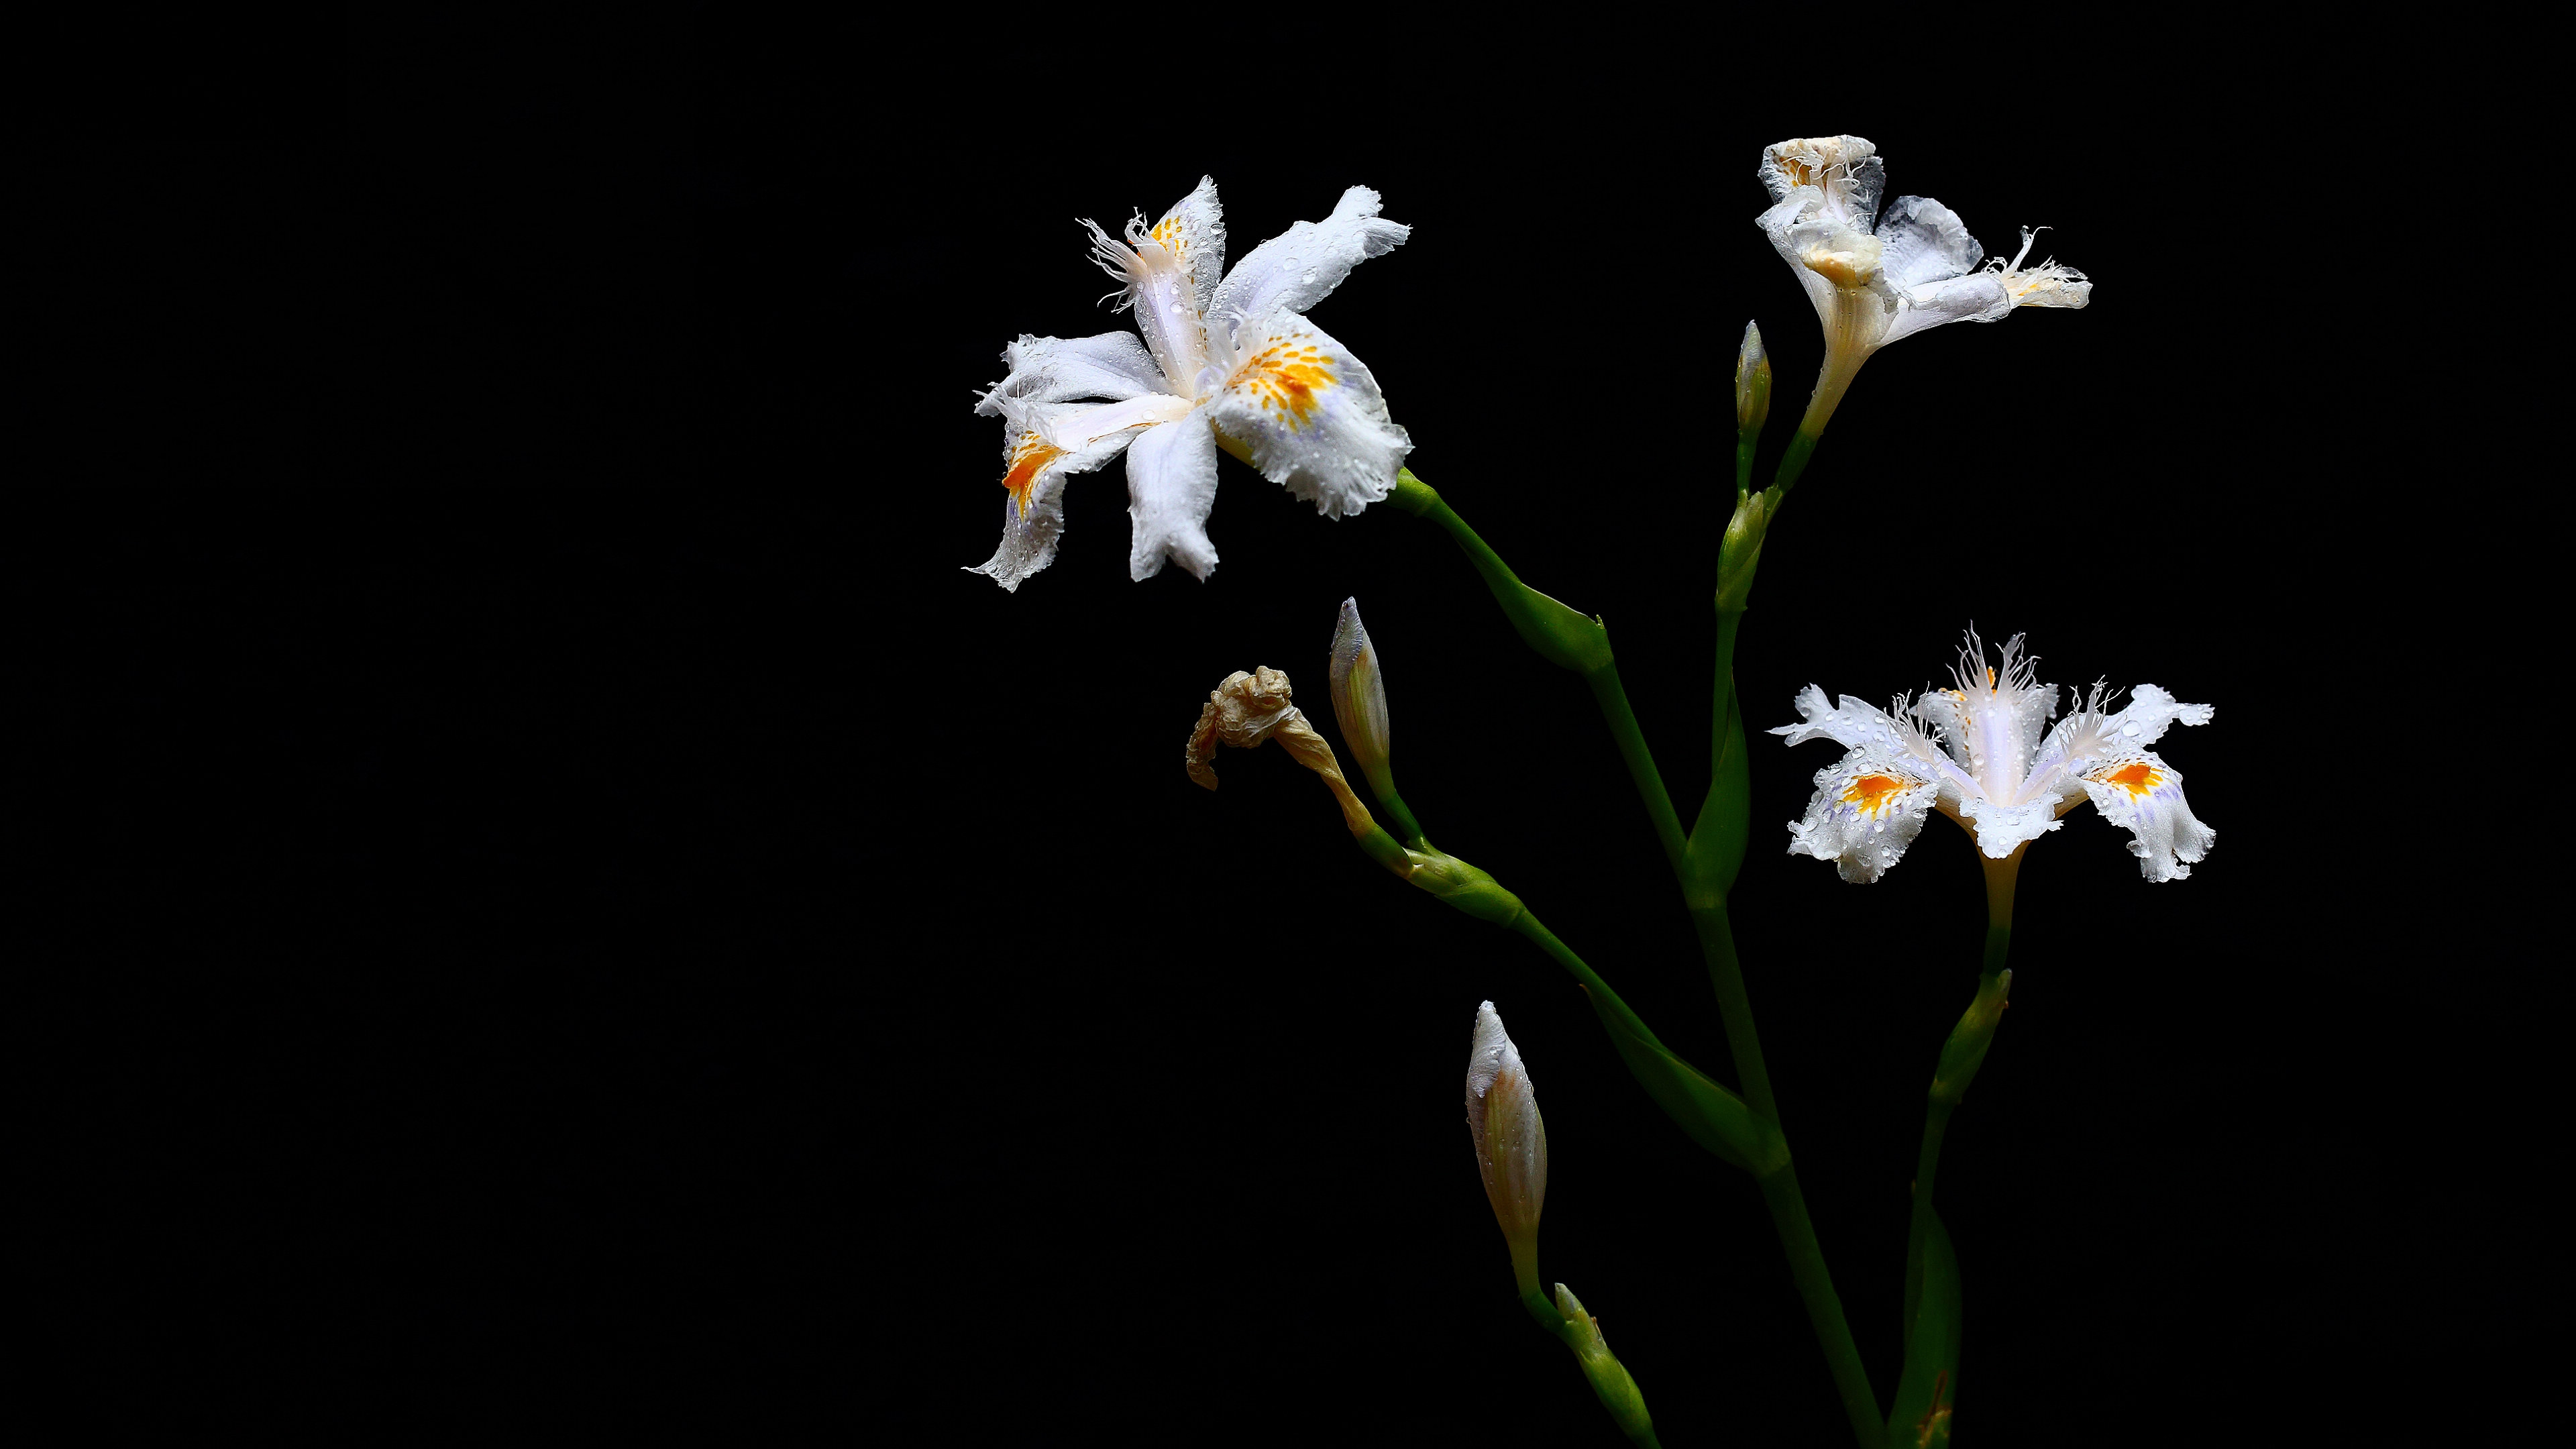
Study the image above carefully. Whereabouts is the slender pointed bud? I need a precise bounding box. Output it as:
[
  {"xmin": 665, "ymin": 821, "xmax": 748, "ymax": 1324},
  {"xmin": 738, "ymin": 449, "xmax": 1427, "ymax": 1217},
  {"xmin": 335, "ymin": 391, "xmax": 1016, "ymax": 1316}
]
[
  {"xmin": 1734, "ymin": 321, "xmax": 1771, "ymax": 434},
  {"xmin": 1328, "ymin": 598, "xmax": 1391, "ymax": 779},
  {"xmin": 1183, "ymin": 667, "xmax": 1376, "ymax": 836},
  {"xmin": 1327, "ymin": 598, "xmax": 1426, "ymax": 844},
  {"xmin": 1931, "ymin": 968, "xmax": 2012, "ymax": 1108},
  {"xmin": 1553, "ymin": 1283, "xmax": 1658, "ymax": 1446},
  {"xmin": 1464, "ymin": 1002, "xmax": 1547, "ymax": 1300}
]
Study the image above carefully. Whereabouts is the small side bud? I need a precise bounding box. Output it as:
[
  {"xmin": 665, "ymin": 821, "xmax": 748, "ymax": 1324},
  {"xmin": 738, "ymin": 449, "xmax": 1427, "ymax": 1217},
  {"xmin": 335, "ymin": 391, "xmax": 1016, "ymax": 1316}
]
[
  {"xmin": 1716, "ymin": 488, "xmax": 1770, "ymax": 612},
  {"xmin": 1465, "ymin": 1002, "xmax": 1547, "ymax": 1300},
  {"xmin": 1554, "ymin": 1283, "xmax": 1658, "ymax": 1445},
  {"xmin": 1734, "ymin": 321, "xmax": 1771, "ymax": 434},
  {"xmin": 1326, "ymin": 598, "xmax": 1425, "ymax": 845},
  {"xmin": 1930, "ymin": 968, "xmax": 2012, "ymax": 1108},
  {"xmin": 1328, "ymin": 598, "xmax": 1391, "ymax": 782}
]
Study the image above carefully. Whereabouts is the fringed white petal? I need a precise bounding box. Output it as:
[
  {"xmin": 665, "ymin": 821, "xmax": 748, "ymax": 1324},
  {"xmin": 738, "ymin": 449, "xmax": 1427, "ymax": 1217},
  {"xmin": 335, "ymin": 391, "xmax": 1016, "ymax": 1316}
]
[
  {"xmin": 1772, "ymin": 685, "xmax": 1967, "ymax": 790},
  {"xmin": 1876, "ymin": 195, "xmax": 1982, "ymax": 290},
  {"xmin": 1146, "ymin": 176, "xmax": 1228, "ymax": 326},
  {"xmin": 1757, "ymin": 193, "xmax": 1846, "ymax": 335},
  {"xmin": 1208, "ymin": 315, "xmax": 1409, "ymax": 519},
  {"xmin": 1208, "ymin": 186, "xmax": 1408, "ymax": 333},
  {"xmin": 2100, "ymin": 683, "xmax": 2212, "ymax": 747},
  {"xmin": 1124, "ymin": 416, "xmax": 1222, "ymax": 582},
  {"xmin": 1786, "ymin": 754, "xmax": 1943, "ymax": 883},
  {"xmin": 1951, "ymin": 794, "xmax": 2065, "ymax": 859},
  {"xmin": 1756, "ymin": 136, "xmax": 1884, "ymax": 231},
  {"xmin": 1991, "ymin": 228, "xmax": 2092, "ymax": 311},
  {"xmin": 1880, "ymin": 274, "xmax": 2015, "ymax": 348},
  {"xmin": 967, "ymin": 397, "xmax": 1161, "ymax": 592},
  {"xmin": 977, "ymin": 331, "xmax": 1174, "ymax": 413},
  {"xmin": 2079, "ymin": 751, "xmax": 2214, "ymax": 882}
]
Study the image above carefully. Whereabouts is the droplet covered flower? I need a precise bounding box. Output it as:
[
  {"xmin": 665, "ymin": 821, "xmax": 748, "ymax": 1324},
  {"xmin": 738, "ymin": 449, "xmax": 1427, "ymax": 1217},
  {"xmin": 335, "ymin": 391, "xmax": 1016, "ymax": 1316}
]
[
  {"xmin": 969, "ymin": 178, "xmax": 1413, "ymax": 591},
  {"xmin": 1772, "ymin": 630, "xmax": 2215, "ymax": 883},
  {"xmin": 1754, "ymin": 136, "xmax": 2091, "ymax": 431}
]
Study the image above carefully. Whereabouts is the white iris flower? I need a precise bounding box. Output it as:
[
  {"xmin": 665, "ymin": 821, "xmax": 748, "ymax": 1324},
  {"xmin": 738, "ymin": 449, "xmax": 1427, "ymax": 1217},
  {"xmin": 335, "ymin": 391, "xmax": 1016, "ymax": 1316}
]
[
  {"xmin": 1756, "ymin": 136, "xmax": 2091, "ymax": 427},
  {"xmin": 969, "ymin": 178, "xmax": 1413, "ymax": 591},
  {"xmin": 1773, "ymin": 631, "xmax": 2216, "ymax": 883}
]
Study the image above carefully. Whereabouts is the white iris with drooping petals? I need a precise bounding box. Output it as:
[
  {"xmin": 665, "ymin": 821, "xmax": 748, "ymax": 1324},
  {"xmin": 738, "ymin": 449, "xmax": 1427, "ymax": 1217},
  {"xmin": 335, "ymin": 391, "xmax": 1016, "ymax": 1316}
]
[
  {"xmin": 968, "ymin": 177, "xmax": 1413, "ymax": 591},
  {"xmin": 1755, "ymin": 136, "xmax": 2092, "ymax": 427},
  {"xmin": 1772, "ymin": 630, "xmax": 2216, "ymax": 883}
]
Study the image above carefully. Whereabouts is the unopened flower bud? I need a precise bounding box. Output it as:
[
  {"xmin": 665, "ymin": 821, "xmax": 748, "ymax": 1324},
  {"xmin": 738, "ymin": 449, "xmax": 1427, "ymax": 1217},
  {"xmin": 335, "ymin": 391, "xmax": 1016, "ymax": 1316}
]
[
  {"xmin": 1465, "ymin": 1002, "xmax": 1547, "ymax": 1298},
  {"xmin": 1554, "ymin": 1283, "xmax": 1657, "ymax": 1445},
  {"xmin": 1717, "ymin": 488, "xmax": 1770, "ymax": 612},
  {"xmin": 1325, "ymin": 598, "xmax": 1427, "ymax": 847},
  {"xmin": 1734, "ymin": 321, "xmax": 1770, "ymax": 434},
  {"xmin": 1184, "ymin": 666, "xmax": 1375, "ymax": 835},
  {"xmin": 1328, "ymin": 598, "xmax": 1392, "ymax": 784}
]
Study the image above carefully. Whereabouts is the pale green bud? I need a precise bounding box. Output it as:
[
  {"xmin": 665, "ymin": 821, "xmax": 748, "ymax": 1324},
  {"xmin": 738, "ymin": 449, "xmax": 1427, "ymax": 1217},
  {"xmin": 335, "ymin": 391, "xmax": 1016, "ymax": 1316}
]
[
  {"xmin": 1734, "ymin": 321, "xmax": 1771, "ymax": 433},
  {"xmin": 1554, "ymin": 1283, "xmax": 1657, "ymax": 1444}
]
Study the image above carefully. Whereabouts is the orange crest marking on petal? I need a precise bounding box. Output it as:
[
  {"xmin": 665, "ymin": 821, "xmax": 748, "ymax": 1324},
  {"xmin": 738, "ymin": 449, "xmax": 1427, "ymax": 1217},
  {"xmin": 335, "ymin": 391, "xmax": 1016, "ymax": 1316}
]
[
  {"xmin": 1841, "ymin": 773, "xmax": 1910, "ymax": 815},
  {"xmin": 2100, "ymin": 761, "xmax": 2162, "ymax": 798},
  {"xmin": 1000, "ymin": 436, "xmax": 1063, "ymax": 516},
  {"xmin": 1234, "ymin": 338, "xmax": 1338, "ymax": 429}
]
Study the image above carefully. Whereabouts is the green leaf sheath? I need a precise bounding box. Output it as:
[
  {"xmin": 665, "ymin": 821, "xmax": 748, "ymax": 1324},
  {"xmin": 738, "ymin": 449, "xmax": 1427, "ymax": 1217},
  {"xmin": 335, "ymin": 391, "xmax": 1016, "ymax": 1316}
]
[
  {"xmin": 1892, "ymin": 930, "xmax": 2015, "ymax": 1443},
  {"xmin": 1886, "ymin": 1205, "xmax": 1961, "ymax": 1449}
]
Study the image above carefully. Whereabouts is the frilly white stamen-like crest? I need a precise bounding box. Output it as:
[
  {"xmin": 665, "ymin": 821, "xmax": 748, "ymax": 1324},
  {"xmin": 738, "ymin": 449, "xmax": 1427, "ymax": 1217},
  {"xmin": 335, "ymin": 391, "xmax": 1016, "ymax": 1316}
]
[
  {"xmin": 1081, "ymin": 216, "xmax": 1146, "ymax": 311},
  {"xmin": 1986, "ymin": 226, "xmax": 2092, "ymax": 306}
]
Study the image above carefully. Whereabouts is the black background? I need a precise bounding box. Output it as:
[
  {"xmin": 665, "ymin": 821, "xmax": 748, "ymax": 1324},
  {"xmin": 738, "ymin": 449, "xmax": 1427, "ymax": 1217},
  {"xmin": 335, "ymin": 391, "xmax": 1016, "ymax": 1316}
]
[{"xmin": 11, "ymin": 19, "xmax": 2467, "ymax": 1445}]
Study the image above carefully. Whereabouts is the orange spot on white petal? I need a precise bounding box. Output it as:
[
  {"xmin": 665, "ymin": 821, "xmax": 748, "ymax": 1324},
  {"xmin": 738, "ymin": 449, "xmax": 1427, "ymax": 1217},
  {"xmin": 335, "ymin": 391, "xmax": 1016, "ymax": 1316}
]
[
  {"xmin": 1000, "ymin": 437, "xmax": 1063, "ymax": 516},
  {"xmin": 1841, "ymin": 773, "xmax": 1911, "ymax": 815},
  {"xmin": 2099, "ymin": 761, "xmax": 2162, "ymax": 798},
  {"xmin": 1231, "ymin": 343, "xmax": 1336, "ymax": 429}
]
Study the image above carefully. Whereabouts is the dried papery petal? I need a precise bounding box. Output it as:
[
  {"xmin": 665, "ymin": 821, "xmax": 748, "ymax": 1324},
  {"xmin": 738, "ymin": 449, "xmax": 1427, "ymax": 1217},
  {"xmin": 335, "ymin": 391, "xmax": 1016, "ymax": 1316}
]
[{"xmin": 1182, "ymin": 667, "xmax": 1377, "ymax": 835}]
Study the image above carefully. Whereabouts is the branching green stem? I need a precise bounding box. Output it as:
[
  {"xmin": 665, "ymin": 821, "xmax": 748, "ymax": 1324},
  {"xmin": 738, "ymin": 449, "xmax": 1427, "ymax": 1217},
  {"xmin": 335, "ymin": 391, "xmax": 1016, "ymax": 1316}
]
[{"xmin": 1396, "ymin": 465, "xmax": 1882, "ymax": 1445}]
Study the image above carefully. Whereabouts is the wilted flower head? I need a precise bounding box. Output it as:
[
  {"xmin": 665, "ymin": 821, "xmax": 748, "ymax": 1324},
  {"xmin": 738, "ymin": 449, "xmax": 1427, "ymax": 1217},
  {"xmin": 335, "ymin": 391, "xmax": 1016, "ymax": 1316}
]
[
  {"xmin": 1183, "ymin": 665, "xmax": 1375, "ymax": 835},
  {"xmin": 969, "ymin": 178, "xmax": 1413, "ymax": 591},
  {"xmin": 1773, "ymin": 629, "xmax": 2215, "ymax": 883},
  {"xmin": 1755, "ymin": 136, "xmax": 2090, "ymax": 427},
  {"xmin": 1465, "ymin": 1000, "xmax": 1547, "ymax": 1294}
]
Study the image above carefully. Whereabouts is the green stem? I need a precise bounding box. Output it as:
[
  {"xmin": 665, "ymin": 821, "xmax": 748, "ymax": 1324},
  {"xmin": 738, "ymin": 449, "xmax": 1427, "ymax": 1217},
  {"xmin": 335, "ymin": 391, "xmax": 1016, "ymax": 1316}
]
[
  {"xmin": 1772, "ymin": 429, "xmax": 1821, "ymax": 502},
  {"xmin": 1697, "ymin": 904, "xmax": 1881, "ymax": 1448},
  {"xmin": 1394, "ymin": 467, "xmax": 1872, "ymax": 1443},
  {"xmin": 1585, "ymin": 665, "xmax": 1688, "ymax": 877},
  {"xmin": 1371, "ymin": 782, "xmax": 1428, "ymax": 851},
  {"xmin": 1508, "ymin": 911, "xmax": 1670, "ymax": 1061}
]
